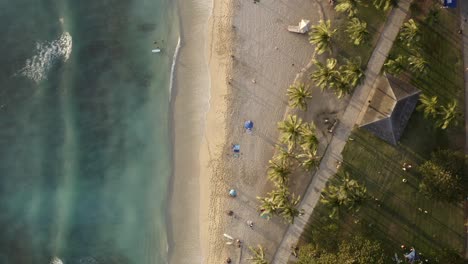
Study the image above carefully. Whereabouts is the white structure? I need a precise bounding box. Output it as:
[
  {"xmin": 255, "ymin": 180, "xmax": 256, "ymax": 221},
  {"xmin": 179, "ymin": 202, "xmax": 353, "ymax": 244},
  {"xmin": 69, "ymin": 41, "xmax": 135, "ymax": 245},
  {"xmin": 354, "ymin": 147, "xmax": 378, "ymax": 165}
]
[{"xmin": 287, "ymin": 19, "xmax": 310, "ymax": 34}]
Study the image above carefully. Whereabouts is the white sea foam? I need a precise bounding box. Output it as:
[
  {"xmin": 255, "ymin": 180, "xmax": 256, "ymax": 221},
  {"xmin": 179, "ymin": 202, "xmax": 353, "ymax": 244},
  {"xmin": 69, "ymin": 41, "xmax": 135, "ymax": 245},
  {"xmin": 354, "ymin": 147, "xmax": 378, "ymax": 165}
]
[
  {"xmin": 78, "ymin": 257, "xmax": 98, "ymax": 264},
  {"xmin": 49, "ymin": 256, "xmax": 64, "ymax": 264},
  {"xmin": 169, "ymin": 37, "xmax": 181, "ymax": 101},
  {"xmin": 18, "ymin": 32, "xmax": 72, "ymax": 83}
]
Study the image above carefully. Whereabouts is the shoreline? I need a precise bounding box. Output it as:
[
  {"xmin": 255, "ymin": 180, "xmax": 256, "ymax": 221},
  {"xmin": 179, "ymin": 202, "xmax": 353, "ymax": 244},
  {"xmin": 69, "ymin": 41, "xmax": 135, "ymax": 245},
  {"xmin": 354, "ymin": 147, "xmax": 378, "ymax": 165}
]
[{"xmin": 168, "ymin": 0, "xmax": 213, "ymax": 262}]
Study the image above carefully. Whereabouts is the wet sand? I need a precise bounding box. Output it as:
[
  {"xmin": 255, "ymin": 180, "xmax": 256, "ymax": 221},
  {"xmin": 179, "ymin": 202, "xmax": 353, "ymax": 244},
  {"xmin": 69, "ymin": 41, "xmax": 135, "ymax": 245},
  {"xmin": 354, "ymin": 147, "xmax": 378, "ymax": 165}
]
[{"xmin": 169, "ymin": 0, "xmax": 212, "ymax": 263}]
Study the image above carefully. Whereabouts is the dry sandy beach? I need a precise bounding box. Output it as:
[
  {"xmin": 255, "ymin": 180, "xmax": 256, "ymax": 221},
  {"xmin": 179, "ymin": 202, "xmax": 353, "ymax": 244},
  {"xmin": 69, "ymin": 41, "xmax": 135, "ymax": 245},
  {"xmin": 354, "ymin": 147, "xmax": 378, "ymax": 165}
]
[
  {"xmin": 200, "ymin": 0, "xmax": 333, "ymax": 262},
  {"xmin": 170, "ymin": 0, "xmax": 348, "ymax": 263}
]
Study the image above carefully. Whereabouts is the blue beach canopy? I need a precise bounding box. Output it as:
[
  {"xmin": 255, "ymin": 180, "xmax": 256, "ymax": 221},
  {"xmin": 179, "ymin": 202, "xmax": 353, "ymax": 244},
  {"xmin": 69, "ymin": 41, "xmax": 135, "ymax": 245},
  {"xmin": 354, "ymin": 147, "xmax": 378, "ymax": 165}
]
[
  {"xmin": 244, "ymin": 120, "xmax": 254, "ymax": 130},
  {"xmin": 229, "ymin": 189, "xmax": 237, "ymax": 197},
  {"xmin": 443, "ymin": 0, "xmax": 456, "ymax": 8}
]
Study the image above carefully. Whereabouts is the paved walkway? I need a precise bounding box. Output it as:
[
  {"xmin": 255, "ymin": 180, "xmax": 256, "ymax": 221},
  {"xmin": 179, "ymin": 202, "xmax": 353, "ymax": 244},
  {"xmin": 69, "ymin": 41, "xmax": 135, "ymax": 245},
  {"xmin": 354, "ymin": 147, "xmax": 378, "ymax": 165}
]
[
  {"xmin": 459, "ymin": 1, "xmax": 468, "ymax": 259},
  {"xmin": 271, "ymin": 1, "xmax": 413, "ymax": 263}
]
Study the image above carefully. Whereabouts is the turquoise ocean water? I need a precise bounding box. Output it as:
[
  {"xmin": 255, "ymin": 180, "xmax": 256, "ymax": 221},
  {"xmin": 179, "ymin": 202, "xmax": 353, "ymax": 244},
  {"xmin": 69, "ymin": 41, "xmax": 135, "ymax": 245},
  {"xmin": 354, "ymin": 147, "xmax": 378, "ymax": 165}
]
[{"xmin": 0, "ymin": 0, "xmax": 179, "ymax": 263}]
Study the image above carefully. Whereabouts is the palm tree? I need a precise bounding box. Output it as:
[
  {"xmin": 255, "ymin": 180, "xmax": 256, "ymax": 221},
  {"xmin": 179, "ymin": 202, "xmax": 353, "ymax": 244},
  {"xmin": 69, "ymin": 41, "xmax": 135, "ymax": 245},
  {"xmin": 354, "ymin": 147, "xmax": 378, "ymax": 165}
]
[
  {"xmin": 346, "ymin": 17, "xmax": 368, "ymax": 46},
  {"xmin": 274, "ymin": 145, "xmax": 295, "ymax": 164},
  {"xmin": 309, "ymin": 20, "xmax": 337, "ymax": 55},
  {"xmin": 332, "ymin": 77, "xmax": 352, "ymax": 98},
  {"xmin": 278, "ymin": 115, "xmax": 304, "ymax": 150},
  {"xmin": 373, "ymin": 0, "xmax": 394, "ymax": 11},
  {"xmin": 436, "ymin": 100, "xmax": 461, "ymax": 130},
  {"xmin": 340, "ymin": 57, "xmax": 364, "ymax": 88},
  {"xmin": 399, "ymin": 19, "xmax": 420, "ymax": 46},
  {"xmin": 310, "ymin": 58, "xmax": 339, "ymax": 91},
  {"xmin": 248, "ymin": 245, "xmax": 268, "ymax": 264},
  {"xmin": 267, "ymin": 158, "xmax": 291, "ymax": 186},
  {"xmin": 257, "ymin": 196, "xmax": 277, "ymax": 220},
  {"xmin": 335, "ymin": 0, "xmax": 363, "ymax": 17},
  {"xmin": 417, "ymin": 94, "xmax": 438, "ymax": 118},
  {"xmin": 296, "ymin": 150, "xmax": 320, "ymax": 171},
  {"xmin": 425, "ymin": 8, "xmax": 440, "ymax": 26},
  {"xmin": 280, "ymin": 192, "xmax": 301, "ymax": 224},
  {"xmin": 408, "ymin": 52, "xmax": 428, "ymax": 74},
  {"xmin": 299, "ymin": 122, "xmax": 319, "ymax": 153},
  {"xmin": 344, "ymin": 176, "xmax": 368, "ymax": 212},
  {"xmin": 384, "ymin": 55, "xmax": 406, "ymax": 75},
  {"xmin": 258, "ymin": 186, "xmax": 288, "ymax": 219},
  {"xmin": 287, "ymin": 83, "xmax": 313, "ymax": 111},
  {"xmin": 258, "ymin": 185, "xmax": 301, "ymax": 223},
  {"xmin": 320, "ymin": 172, "xmax": 367, "ymax": 218}
]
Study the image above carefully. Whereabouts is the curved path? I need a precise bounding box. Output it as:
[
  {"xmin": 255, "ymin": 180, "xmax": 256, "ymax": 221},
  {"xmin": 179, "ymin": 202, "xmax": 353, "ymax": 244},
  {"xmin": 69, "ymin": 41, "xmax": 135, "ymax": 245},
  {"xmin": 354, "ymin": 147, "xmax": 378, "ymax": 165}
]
[{"xmin": 272, "ymin": 1, "xmax": 413, "ymax": 262}]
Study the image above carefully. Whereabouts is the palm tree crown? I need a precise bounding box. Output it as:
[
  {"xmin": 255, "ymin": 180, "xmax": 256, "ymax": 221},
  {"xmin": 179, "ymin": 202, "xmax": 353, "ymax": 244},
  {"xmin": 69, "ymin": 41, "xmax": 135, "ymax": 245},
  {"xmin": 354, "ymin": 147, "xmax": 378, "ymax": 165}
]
[
  {"xmin": 287, "ymin": 83, "xmax": 313, "ymax": 111},
  {"xmin": 408, "ymin": 52, "xmax": 428, "ymax": 75},
  {"xmin": 309, "ymin": 20, "xmax": 337, "ymax": 55},
  {"xmin": 436, "ymin": 100, "xmax": 461, "ymax": 130},
  {"xmin": 299, "ymin": 122, "xmax": 319, "ymax": 153},
  {"xmin": 296, "ymin": 150, "xmax": 320, "ymax": 171},
  {"xmin": 340, "ymin": 57, "xmax": 364, "ymax": 89},
  {"xmin": 333, "ymin": 76, "xmax": 353, "ymax": 98},
  {"xmin": 257, "ymin": 185, "xmax": 301, "ymax": 223},
  {"xmin": 335, "ymin": 0, "xmax": 363, "ymax": 17},
  {"xmin": 267, "ymin": 158, "xmax": 291, "ymax": 186},
  {"xmin": 310, "ymin": 58, "xmax": 339, "ymax": 91},
  {"xmin": 346, "ymin": 17, "xmax": 368, "ymax": 46},
  {"xmin": 373, "ymin": 0, "xmax": 394, "ymax": 11},
  {"xmin": 399, "ymin": 19, "xmax": 420, "ymax": 46},
  {"xmin": 417, "ymin": 94, "xmax": 438, "ymax": 119},
  {"xmin": 321, "ymin": 172, "xmax": 367, "ymax": 218},
  {"xmin": 274, "ymin": 145, "xmax": 295, "ymax": 164},
  {"xmin": 248, "ymin": 245, "xmax": 269, "ymax": 264},
  {"xmin": 278, "ymin": 115, "xmax": 304, "ymax": 150},
  {"xmin": 384, "ymin": 55, "xmax": 406, "ymax": 75}
]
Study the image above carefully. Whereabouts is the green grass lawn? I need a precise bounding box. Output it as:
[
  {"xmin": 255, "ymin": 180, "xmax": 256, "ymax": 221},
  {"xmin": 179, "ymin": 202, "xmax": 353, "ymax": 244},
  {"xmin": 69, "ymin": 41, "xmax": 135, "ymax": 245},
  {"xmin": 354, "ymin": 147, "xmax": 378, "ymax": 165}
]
[
  {"xmin": 300, "ymin": 1, "xmax": 465, "ymax": 261},
  {"xmin": 333, "ymin": 3, "xmax": 389, "ymax": 65},
  {"xmin": 301, "ymin": 118, "xmax": 465, "ymax": 261},
  {"xmin": 388, "ymin": 0, "xmax": 464, "ymax": 105}
]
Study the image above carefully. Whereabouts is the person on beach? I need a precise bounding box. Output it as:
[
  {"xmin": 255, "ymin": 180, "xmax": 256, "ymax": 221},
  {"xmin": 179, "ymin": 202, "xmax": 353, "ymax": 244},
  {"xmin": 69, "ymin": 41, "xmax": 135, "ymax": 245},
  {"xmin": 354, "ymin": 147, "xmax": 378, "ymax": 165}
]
[
  {"xmin": 290, "ymin": 245, "xmax": 299, "ymax": 257},
  {"xmin": 236, "ymin": 239, "xmax": 242, "ymax": 248},
  {"xmin": 226, "ymin": 257, "xmax": 232, "ymax": 263},
  {"xmin": 246, "ymin": 220, "xmax": 253, "ymax": 228}
]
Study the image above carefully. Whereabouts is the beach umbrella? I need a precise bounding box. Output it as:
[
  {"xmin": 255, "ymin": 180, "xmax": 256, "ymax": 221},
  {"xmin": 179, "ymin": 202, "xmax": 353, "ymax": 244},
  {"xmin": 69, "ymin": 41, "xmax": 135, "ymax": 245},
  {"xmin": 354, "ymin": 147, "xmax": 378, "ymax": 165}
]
[
  {"xmin": 244, "ymin": 120, "xmax": 254, "ymax": 130},
  {"xmin": 229, "ymin": 189, "xmax": 237, "ymax": 197}
]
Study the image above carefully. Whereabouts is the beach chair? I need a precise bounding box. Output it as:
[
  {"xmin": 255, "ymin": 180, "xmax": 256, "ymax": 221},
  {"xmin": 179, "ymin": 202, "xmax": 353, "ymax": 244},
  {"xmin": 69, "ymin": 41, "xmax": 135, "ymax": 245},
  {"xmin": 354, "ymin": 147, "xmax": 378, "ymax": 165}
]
[{"xmin": 232, "ymin": 144, "xmax": 240, "ymax": 158}]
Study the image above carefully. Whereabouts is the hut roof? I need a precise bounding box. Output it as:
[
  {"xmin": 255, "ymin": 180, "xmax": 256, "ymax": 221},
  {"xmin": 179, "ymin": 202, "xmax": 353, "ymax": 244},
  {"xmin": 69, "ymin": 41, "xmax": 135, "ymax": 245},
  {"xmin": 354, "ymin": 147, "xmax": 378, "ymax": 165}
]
[{"xmin": 359, "ymin": 74, "xmax": 420, "ymax": 145}]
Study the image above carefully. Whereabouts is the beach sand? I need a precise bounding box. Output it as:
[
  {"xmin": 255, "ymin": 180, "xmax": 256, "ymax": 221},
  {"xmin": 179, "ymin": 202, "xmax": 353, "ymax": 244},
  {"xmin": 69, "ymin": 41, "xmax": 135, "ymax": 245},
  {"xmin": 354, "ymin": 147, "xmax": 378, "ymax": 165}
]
[
  {"xmin": 199, "ymin": 0, "xmax": 342, "ymax": 263},
  {"xmin": 170, "ymin": 0, "xmax": 349, "ymax": 262}
]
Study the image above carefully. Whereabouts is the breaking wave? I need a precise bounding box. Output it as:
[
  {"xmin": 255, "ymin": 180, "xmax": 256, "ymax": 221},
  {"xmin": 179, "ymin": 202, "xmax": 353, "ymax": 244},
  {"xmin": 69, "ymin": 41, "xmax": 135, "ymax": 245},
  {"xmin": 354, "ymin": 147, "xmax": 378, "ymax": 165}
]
[
  {"xmin": 49, "ymin": 257, "xmax": 64, "ymax": 264},
  {"xmin": 18, "ymin": 32, "xmax": 72, "ymax": 83}
]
